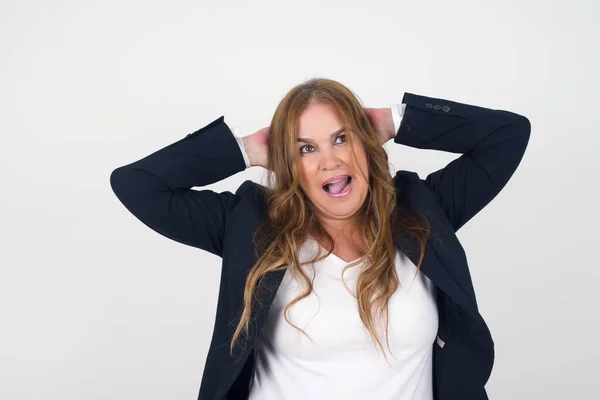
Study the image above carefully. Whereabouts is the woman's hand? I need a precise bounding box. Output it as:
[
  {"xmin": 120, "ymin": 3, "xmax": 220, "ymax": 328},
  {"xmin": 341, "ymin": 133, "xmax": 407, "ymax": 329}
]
[
  {"xmin": 364, "ymin": 107, "xmax": 396, "ymax": 145},
  {"xmin": 242, "ymin": 126, "xmax": 270, "ymax": 168}
]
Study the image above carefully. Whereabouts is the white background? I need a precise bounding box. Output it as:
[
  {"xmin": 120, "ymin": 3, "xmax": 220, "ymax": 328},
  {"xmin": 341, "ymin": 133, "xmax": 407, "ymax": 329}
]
[{"xmin": 1, "ymin": 0, "xmax": 599, "ymax": 399}]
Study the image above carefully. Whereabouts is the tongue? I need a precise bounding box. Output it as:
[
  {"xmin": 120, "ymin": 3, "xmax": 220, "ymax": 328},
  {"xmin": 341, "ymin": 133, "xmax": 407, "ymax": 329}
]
[{"xmin": 327, "ymin": 179, "xmax": 347, "ymax": 194}]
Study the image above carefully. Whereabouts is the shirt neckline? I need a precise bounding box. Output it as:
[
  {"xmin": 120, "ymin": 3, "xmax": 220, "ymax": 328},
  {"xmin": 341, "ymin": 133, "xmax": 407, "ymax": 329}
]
[{"xmin": 306, "ymin": 235, "xmax": 363, "ymax": 265}]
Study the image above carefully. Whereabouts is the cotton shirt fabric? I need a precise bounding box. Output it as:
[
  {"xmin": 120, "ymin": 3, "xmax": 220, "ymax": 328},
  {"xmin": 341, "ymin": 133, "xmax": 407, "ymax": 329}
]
[
  {"xmin": 248, "ymin": 237, "xmax": 438, "ymax": 400},
  {"xmin": 232, "ymin": 103, "xmax": 438, "ymax": 399}
]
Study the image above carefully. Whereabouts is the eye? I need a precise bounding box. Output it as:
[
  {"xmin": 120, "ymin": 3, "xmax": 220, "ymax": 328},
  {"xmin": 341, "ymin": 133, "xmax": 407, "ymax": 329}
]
[
  {"xmin": 299, "ymin": 135, "xmax": 347, "ymax": 155},
  {"xmin": 299, "ymin": 144, "xmax": 315, "ymax": 155},
  {"xmin": 335, "ymin": 134, "xmax": 347, "ymax": 144}
]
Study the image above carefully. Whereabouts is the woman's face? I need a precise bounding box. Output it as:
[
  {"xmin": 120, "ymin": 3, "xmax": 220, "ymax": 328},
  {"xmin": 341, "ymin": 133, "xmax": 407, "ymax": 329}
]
[{"xmin": 296, "ymin": 102, "xmax": 369, "ymax": 224}]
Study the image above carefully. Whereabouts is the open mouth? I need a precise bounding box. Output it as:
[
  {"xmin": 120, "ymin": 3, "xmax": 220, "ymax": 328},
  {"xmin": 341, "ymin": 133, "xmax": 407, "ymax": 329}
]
[{"xmin": 322, "ymin": 176, "xmax": 352, "ymax": 196}]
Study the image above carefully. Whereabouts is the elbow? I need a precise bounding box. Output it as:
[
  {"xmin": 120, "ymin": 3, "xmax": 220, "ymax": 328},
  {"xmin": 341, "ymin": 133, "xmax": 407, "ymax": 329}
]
[
  {"xmin": 519, "ymin": 115, "xmax": 531, "ymax": 136},
  {"xmin": 498, "ymin": 109, "xmax": 531, "ymax": 139},
  {"xmin": 507, "ymin": 112, "xmax": 531, "ymax": 144},
  {"xmin": 110, "ymin": 166, "xmax": 142, "ymax": 214},
  {"xmin": 110, "ymin": 167, "xmax": 121, "ymax": 193},
  {"xmin": 110, "ymin": 166, "xmax": 130, "ymax": 199},
  {"xmin": 511, "ymin": 115, "xmax": 532, "ymax": 158},
  {"xmin": 517, "ymin": 115, "xmax": 531, "ymax": 145}
]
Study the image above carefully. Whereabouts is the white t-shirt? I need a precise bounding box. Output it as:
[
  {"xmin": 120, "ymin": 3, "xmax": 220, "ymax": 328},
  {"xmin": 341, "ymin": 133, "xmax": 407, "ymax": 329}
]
[{"xmin": 248, "ymin": 236, "xmax": 439, "ymax": 400}]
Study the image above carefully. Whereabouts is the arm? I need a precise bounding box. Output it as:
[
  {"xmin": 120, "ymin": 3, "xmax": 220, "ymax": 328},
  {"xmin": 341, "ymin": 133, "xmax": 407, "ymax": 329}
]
[
  {"xmin": 109, "ymin": 116, "xmax": 247, "ymax": 256},
  {"xmin": 394, "ymin": 92, "xmax": 531, "ymax": 232}
]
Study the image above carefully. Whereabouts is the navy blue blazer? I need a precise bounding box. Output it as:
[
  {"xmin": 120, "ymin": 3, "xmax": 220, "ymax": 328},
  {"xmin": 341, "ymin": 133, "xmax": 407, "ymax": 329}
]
[{"xmin": 110, "ymin": 92, "xmax": 531, "ymax": 400}]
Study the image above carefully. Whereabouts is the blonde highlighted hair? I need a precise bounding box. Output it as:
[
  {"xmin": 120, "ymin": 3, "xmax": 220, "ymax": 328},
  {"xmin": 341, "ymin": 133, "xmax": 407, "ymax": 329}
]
[{"xmin": 230, "ymin": 77, "xmax": 431, "ymax": 363}]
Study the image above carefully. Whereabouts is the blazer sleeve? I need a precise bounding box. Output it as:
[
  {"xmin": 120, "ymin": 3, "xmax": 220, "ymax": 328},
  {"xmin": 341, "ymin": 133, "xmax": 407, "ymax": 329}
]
[
  {"xmin": 109, "ymin": 116, "xmax": 247, "ymax": 257},
  {"xmin": 394, "ymin": 92, "xmax": 531, "ymax": 232}
]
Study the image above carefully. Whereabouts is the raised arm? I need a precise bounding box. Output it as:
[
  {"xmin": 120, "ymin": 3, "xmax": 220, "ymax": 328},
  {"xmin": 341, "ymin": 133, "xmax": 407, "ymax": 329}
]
[
  {"xmin": 109, "ymin": 116, "xmax": 247, "ymax": 256},
  {"xmin": 394, "ymin": 92, "xmax": 531, "ymax": 232}
]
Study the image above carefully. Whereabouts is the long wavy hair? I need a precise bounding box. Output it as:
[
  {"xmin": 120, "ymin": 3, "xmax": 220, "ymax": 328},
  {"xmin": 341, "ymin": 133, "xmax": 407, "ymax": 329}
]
[{"xmin": 230, "ymin": 77, "xmax": 431, "ymax": 362}]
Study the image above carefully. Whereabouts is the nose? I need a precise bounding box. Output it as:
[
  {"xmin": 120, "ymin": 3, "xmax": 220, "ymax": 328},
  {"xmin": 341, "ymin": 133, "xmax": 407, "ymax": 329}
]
[{"xmin": 319, "ymin": 146, "xmax": 340, "ymax": 171}]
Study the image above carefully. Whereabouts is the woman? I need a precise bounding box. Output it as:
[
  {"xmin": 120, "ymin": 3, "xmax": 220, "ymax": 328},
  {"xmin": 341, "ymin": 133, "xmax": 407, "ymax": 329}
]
[{"xmin": 110, "ymin": 78, "xmax": 531, "ymax": 400}]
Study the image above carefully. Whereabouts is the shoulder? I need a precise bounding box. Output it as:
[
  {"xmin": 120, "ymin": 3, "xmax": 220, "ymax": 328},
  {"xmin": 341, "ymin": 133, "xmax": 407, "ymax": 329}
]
[
  {"xmin": 393, "ymin": 170, "xmax": 439, "ymax": 212},
  {"xmin": 235, "ymin": 180, "xmax": 267, "ymax": 196},
  {"xmin": 235, "ymin": 174, "xmax": 432, "ymax": 209},
  {"xmin": 234, "ymin": 180, "xmax": 269, "ymax": 213},
  {"xmin": 394, "ymin": 169, "xmax": 425, "ymax": 194},
  {"xmin": 236, "ymin": 173, "xmax": 427, "ymax": 199},
  {"xmin": 394, "ymin": 169, "xmax": 421, "ymax": 184}
]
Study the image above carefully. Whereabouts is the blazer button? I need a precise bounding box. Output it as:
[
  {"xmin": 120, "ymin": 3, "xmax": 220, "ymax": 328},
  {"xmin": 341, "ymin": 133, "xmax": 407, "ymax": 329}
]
[
  {"xmin": 442, "ymin": 105, "xmax": 450, "ymax": 112},
  {"xmin": 434, "ymin": 104, "xmax": 441, "ymax": 110},
  {"xmin": 425, "ymin": 103, "xmax": 433, "ymax": 108}
]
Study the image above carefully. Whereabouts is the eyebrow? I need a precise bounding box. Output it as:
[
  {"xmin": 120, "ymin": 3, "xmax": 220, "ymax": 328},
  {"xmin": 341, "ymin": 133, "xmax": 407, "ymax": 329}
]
[{"xmin": 297, "ymin": 127, "xmax": 345, "ymax": 143}]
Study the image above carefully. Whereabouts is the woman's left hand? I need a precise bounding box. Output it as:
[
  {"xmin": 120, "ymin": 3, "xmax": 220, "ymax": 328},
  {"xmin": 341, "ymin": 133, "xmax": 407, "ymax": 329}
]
[{"xmin": 364, "ymin": 107, "xmax": 396, "ymax": 146}]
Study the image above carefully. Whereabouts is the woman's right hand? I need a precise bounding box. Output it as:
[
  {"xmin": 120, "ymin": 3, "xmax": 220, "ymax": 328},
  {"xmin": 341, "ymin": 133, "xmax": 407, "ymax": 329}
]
[{"xmin": 242, "ymin": 126, "xmax": 270, "ymax": 168}]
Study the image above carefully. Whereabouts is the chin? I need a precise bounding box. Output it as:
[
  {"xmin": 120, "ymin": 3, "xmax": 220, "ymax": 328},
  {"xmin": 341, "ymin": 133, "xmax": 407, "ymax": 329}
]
[
  {"xmin": 323, "ymin": 206, "xmax": 362, "ymax": 219},
  {"xmin": 316, "ymin": 182, "xmax": 367, "ymax": 218}
]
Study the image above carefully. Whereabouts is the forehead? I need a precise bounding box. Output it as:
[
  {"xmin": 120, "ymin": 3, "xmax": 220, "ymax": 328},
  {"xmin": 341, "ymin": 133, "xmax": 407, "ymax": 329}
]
[{"xmin": 298, "ymin": 103, "xmax": 343, "ymax": 138}]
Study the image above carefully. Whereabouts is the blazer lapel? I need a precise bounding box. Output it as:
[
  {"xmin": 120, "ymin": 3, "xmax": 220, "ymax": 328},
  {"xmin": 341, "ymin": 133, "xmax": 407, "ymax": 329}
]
[
  {"xmin": 393, "ymin": 172, "xmax": 480, "ymax": 319},
  {"xmin": 239, "ymin": 179, "xmax": 481, "ymax": 353},
  {"xmin": 396, "ymin": 230, "xmax": 479, "ymax": 318}
]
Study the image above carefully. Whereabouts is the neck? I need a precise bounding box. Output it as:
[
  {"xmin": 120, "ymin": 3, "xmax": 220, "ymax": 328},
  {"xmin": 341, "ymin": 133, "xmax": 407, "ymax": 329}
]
[
  {"xmin": 317, "ymin": 217, "xmax": 359, "ymax": 242},
  {"xmin": 313, "ymin": 217, "xmax": 367, "ymax": 257}
]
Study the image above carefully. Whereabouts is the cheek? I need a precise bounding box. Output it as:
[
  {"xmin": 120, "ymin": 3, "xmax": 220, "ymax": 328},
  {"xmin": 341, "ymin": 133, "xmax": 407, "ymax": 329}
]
[
  {"xmin": 298, "ymin": 158, "xmax": 319, "ymax": 190},
  {"xmin": 342, "ymin": 147, "xmax": 364, "ymax": 175},
  {"xmin": 352, "ymin": 147, "xmax": 369, "ymax": 179},
  {"xmin": 303, "ymin": 157, "xmax": 319, "ymax": 173}
]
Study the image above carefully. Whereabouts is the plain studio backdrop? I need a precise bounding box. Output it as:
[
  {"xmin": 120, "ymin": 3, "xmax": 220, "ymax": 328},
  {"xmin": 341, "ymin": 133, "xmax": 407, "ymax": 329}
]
[{"xmin": 1, "ymin": 0, "xmax": 598, "ymax": 399}]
